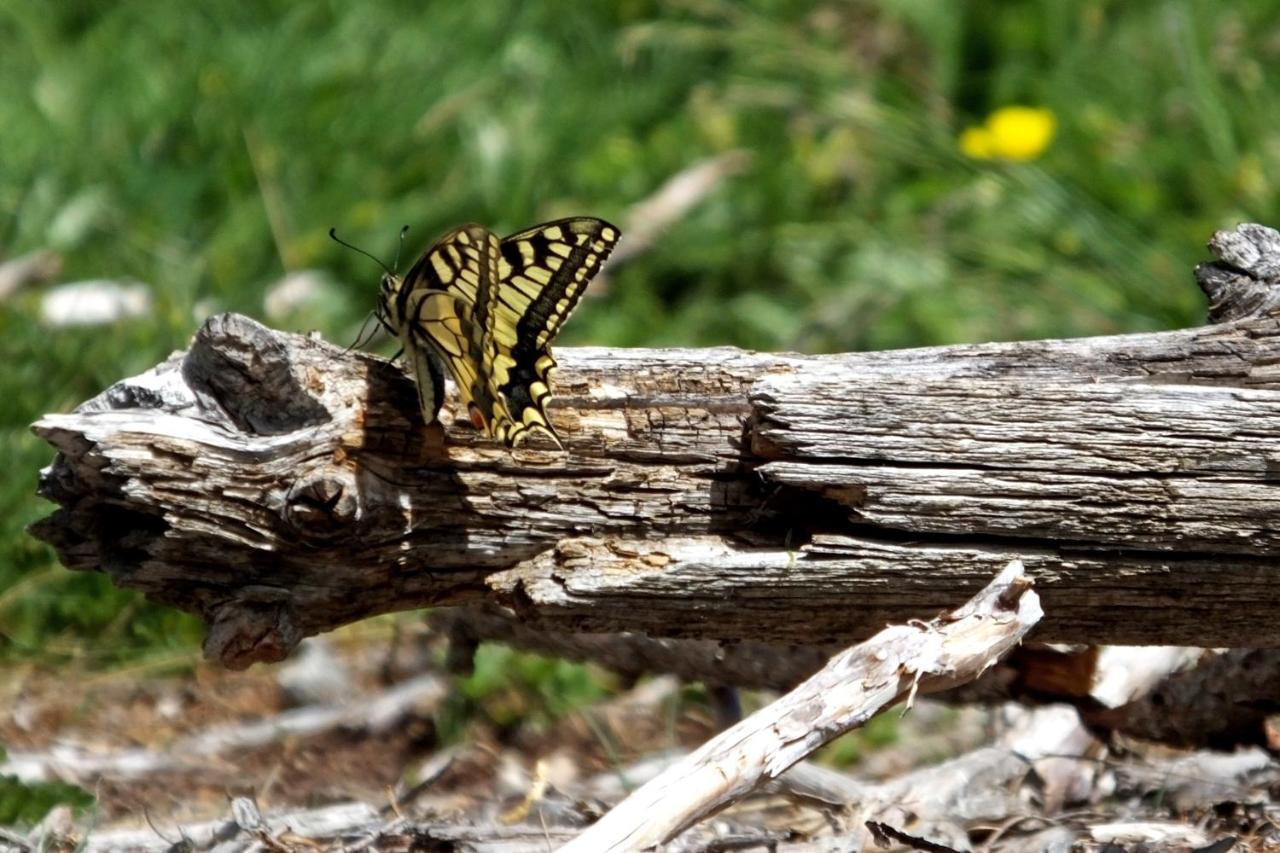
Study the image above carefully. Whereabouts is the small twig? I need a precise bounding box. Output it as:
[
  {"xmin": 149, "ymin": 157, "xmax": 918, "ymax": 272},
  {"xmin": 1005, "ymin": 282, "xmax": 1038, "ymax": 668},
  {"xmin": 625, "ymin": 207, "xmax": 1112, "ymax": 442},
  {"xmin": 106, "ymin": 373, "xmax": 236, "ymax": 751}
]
[
  {"xmin": 383, "ymin": 785, "xmax": 404, "ymax": 821},
  {"xmin": 0, "ymin": 826, "xmax": 33, "ymax": 853},
  {"xmin": 867, "ymin": 820, "xmax": 963, "ymax": 853},
  {"xmin": 242, "ymin": 124, "xmax": 297, "ymax": 272},
  {"xmin": 539, "ymin": 809, "xmax": 553, "ymax": 853},
  {"xmin": 387, "ymin": 746, "xmax": 458, "ymax": 814},
  {"xmin": 499, "ymin": 758, "xmax": 550, "ymax": 825},
  {"xmin": 608, "ymin": 150, "xmax": 752, "ymax": 269},
  {"xmin": 142, "ymin": 805, "xmax": 186, "ymax": 849},
  {"xmin": 974, "ymin": 815, "xmax": 1053, "ymax": 853}
]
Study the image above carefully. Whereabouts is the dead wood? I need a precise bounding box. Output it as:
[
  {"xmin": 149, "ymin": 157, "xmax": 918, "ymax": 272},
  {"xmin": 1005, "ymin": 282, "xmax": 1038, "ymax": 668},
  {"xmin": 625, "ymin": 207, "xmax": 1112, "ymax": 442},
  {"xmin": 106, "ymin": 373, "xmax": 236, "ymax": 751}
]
[
  {"xmin": 29, "ymin": 715, "xmax": 1268, "ymax": 852},
  {"xmin": 557, "ymin": 560, "xmax": 1040, "ymax": 852},
  {"xmin": 28, "ymin": 222, "xmax": 1280, "ymax": 665},
  {"xmin": 1086, "ymin": 821, "xmax": 1212, "ymax": 848},
  {"xmin": 575, "ymin": 730, "xmax": 1028, "ymax": 818},
  {"xmin": 944, "ymin": 644, "xmax": 1280, "ymax": 751},
  {"xmin": 571, "ymin": 746, "xmax": 1028, "ymax": 852},
  {"xmin": 0, "ymin": 249, "xmax": 61, "ymax": 300},
  {"xmin": 606, "ymin": 150, "xmax": 752, "ymax": 269},
  {"xmin": 1113, "ymin": 748, "xmax": 1276, "ymax": 815},
  {"xmin": 431, "ymin": 607, "xmax": 1280, "ymax": 755},
  {"xmin": 1083, "ymin": 648, "xmax": 1280, "ymax": 750},
  {"xmin": 428, "ymin": 605, "xmax": 1280, "ymax": 756},
  {"xmin": 71, "ymin": 800, "xmax": 393, "ymax": 852}
]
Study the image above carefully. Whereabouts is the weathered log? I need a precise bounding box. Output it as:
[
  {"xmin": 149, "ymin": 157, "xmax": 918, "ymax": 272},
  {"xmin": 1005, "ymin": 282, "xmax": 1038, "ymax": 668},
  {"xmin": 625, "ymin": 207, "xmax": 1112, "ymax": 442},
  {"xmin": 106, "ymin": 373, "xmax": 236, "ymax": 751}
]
[
  {"xmin": 431, "ymin": 607, "xmax": 1280, "ymax": 752},
  {"xmin": 29, "ymin": 223, "xmax": 1280, "ymax": 666}
]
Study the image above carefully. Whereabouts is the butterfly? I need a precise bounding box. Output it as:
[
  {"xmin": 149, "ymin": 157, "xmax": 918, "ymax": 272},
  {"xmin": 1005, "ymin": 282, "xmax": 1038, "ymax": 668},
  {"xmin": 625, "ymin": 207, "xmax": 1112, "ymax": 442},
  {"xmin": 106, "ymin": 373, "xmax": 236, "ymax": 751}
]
[{"xmin": 375, "ymin": 217, "xmax": 620, "ymax": 448}]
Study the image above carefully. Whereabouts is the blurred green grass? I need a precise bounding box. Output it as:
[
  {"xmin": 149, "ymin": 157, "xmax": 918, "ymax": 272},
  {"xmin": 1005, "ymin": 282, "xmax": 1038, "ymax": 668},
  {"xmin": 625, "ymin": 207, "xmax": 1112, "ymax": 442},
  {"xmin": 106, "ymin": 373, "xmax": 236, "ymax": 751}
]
[{"xmin": 1, "ymin": 0, "xmax": 1278, "ymax": 664}]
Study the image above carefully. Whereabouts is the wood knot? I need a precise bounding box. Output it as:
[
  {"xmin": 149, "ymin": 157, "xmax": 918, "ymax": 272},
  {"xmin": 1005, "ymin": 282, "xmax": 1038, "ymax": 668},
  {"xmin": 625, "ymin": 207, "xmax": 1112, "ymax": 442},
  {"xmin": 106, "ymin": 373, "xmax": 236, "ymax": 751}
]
[
  {"xmin": 284, "ymin": 467, "xmax": 360, "ymax": 538},
  {"xmin": 184, "ymin": 313, "xmax": 330, "ymax": 435}
]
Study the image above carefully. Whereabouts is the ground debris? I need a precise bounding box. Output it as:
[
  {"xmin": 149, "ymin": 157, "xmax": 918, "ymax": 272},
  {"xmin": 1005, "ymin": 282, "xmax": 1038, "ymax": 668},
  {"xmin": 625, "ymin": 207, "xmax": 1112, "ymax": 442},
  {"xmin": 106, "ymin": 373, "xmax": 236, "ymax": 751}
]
[{"xmin": 3, "ymin": 625, "xmax": 1278, "ymax": 852}]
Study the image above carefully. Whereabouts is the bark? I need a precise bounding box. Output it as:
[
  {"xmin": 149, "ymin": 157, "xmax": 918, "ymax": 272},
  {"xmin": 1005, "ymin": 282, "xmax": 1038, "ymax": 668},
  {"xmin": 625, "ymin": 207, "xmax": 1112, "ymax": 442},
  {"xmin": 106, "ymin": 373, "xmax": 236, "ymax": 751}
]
[{"xmin": 28, "ymin": 222, "xmax": 1280, "ymax": 667}]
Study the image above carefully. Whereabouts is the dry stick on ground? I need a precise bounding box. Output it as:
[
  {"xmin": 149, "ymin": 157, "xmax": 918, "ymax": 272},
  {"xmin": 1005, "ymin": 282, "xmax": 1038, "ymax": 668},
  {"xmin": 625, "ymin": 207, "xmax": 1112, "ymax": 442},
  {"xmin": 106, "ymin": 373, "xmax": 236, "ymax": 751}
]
[
  {"xmin": 28, "ymin": 223, "xmax": 1280, "ymax": 666},
  {"xmin": 605, "ymin": 150, "xmax": 752, "ymax": 269},
  {"xmin": 558, "ymin": 560, "xmax": 1041, "ymax": 853},
  {"xmin": 0, "ymin": 249, "xmax": 61, "ymax": 300},
  {"xmin": 0, "ymin": 673, "xmax": 446, "ymax": 785},
  {"xmin": 579, "ymin": 746, "xmax": 1032, "ymax": 840},
  {"xmin": 56, "ymin": 743, "xmax": 1258, "ymax": 852}
]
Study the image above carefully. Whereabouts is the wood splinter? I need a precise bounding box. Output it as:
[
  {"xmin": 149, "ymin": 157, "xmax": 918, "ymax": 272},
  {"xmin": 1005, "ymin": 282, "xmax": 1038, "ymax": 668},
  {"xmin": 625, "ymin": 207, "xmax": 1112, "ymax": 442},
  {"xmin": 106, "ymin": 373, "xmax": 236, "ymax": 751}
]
[{"xmin": 559, "ymin": 560, "xmax": 1041, "ymax": 852}]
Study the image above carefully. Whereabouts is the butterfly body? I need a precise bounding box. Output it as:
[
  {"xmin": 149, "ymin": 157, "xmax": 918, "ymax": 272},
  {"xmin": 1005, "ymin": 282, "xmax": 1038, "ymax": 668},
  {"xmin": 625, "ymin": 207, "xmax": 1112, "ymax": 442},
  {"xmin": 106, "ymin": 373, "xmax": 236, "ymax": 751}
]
[{"xmin": 376, "ymin": 218, "xmax": 619, "ymax": 448}]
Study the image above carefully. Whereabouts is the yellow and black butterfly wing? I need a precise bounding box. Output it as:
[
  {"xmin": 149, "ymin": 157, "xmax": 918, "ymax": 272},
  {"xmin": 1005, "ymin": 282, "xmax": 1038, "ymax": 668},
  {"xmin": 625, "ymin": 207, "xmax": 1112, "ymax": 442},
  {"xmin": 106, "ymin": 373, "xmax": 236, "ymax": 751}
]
[
  {"xmin": 378, "ymin": 218, "xmax": 618, "ymax": 447},
  {"xmin": 388, "ymin": 225, "xmax": 512, "ymax": 433},
  {"xmin": 407, "ymin": 291, "xmax": 486, "ymax": 420},
  {"xmin": 377, "ymin": 273, "xmax": 449, "ymax": 428},
  {"xmin": 489, "ymin": 217, "xmax": 620, "ymax": 446},
  {"xmin": 403, "ymin": 335, "xmax": 447, "ymax": 428}
]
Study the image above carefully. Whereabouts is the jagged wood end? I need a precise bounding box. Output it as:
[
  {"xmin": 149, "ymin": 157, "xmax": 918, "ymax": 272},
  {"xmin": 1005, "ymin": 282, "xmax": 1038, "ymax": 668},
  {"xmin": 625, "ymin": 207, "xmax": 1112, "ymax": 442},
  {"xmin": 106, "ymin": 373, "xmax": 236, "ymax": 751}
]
[{"xmin": 1197, "ymin": 222, "xmax": 1280, "ymax": 324}]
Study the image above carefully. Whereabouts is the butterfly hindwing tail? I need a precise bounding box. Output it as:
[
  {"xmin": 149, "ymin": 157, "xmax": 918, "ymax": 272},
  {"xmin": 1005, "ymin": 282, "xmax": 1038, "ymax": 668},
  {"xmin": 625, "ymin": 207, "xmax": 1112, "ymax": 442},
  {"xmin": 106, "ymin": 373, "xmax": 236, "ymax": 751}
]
[{"xmin": 491, "ymin": 217, "xmax": 620, "ymax": 446}]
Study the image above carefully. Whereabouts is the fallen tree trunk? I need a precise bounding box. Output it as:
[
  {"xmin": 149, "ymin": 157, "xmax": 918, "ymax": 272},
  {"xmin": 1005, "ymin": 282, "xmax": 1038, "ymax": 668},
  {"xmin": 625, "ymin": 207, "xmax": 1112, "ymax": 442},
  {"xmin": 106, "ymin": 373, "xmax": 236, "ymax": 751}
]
[{"xmin": 29, "ymin": 223, "xmax": 1280, "ymax": 666}]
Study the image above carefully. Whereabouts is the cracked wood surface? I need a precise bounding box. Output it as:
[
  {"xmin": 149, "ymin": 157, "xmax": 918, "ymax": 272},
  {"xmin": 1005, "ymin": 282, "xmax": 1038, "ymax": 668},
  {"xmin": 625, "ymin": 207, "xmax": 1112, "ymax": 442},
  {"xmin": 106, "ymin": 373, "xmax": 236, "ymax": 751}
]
[{"xmin": 29, "ymin": 223, "xmax": 1280, "ymax": 666}]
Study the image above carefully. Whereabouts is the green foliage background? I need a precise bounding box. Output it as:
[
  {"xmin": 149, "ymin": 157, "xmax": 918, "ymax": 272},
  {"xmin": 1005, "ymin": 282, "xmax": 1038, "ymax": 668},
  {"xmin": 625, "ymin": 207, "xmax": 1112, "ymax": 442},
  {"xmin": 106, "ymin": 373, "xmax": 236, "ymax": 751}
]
[{"xmin": 1, "ymin": 0, "xmax": 1278, "ymax": 664}]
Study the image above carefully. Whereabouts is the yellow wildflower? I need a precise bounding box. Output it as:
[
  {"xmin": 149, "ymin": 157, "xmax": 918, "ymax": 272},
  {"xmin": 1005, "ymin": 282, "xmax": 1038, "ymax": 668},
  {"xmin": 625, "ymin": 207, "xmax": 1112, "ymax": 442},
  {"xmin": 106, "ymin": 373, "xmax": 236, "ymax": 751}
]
[{"xmin": 960, "ymin": 106, "xmax": 1056, "ymax": 162}]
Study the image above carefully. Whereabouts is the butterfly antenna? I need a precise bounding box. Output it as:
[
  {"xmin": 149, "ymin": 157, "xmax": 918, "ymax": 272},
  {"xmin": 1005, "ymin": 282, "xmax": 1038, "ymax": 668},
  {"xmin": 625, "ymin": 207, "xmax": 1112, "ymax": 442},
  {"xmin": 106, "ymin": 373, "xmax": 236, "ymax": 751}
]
[
  {"xmin": 344, "ymin": 310, "xmax": 380, "ymax": 354},
  {"xmin": 392, "ymin": 225, "xmax": 410, "ymax": 272},
  {"xmin": 329, "ymin": 227, "xmax": 392, "ymax": 275}
]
